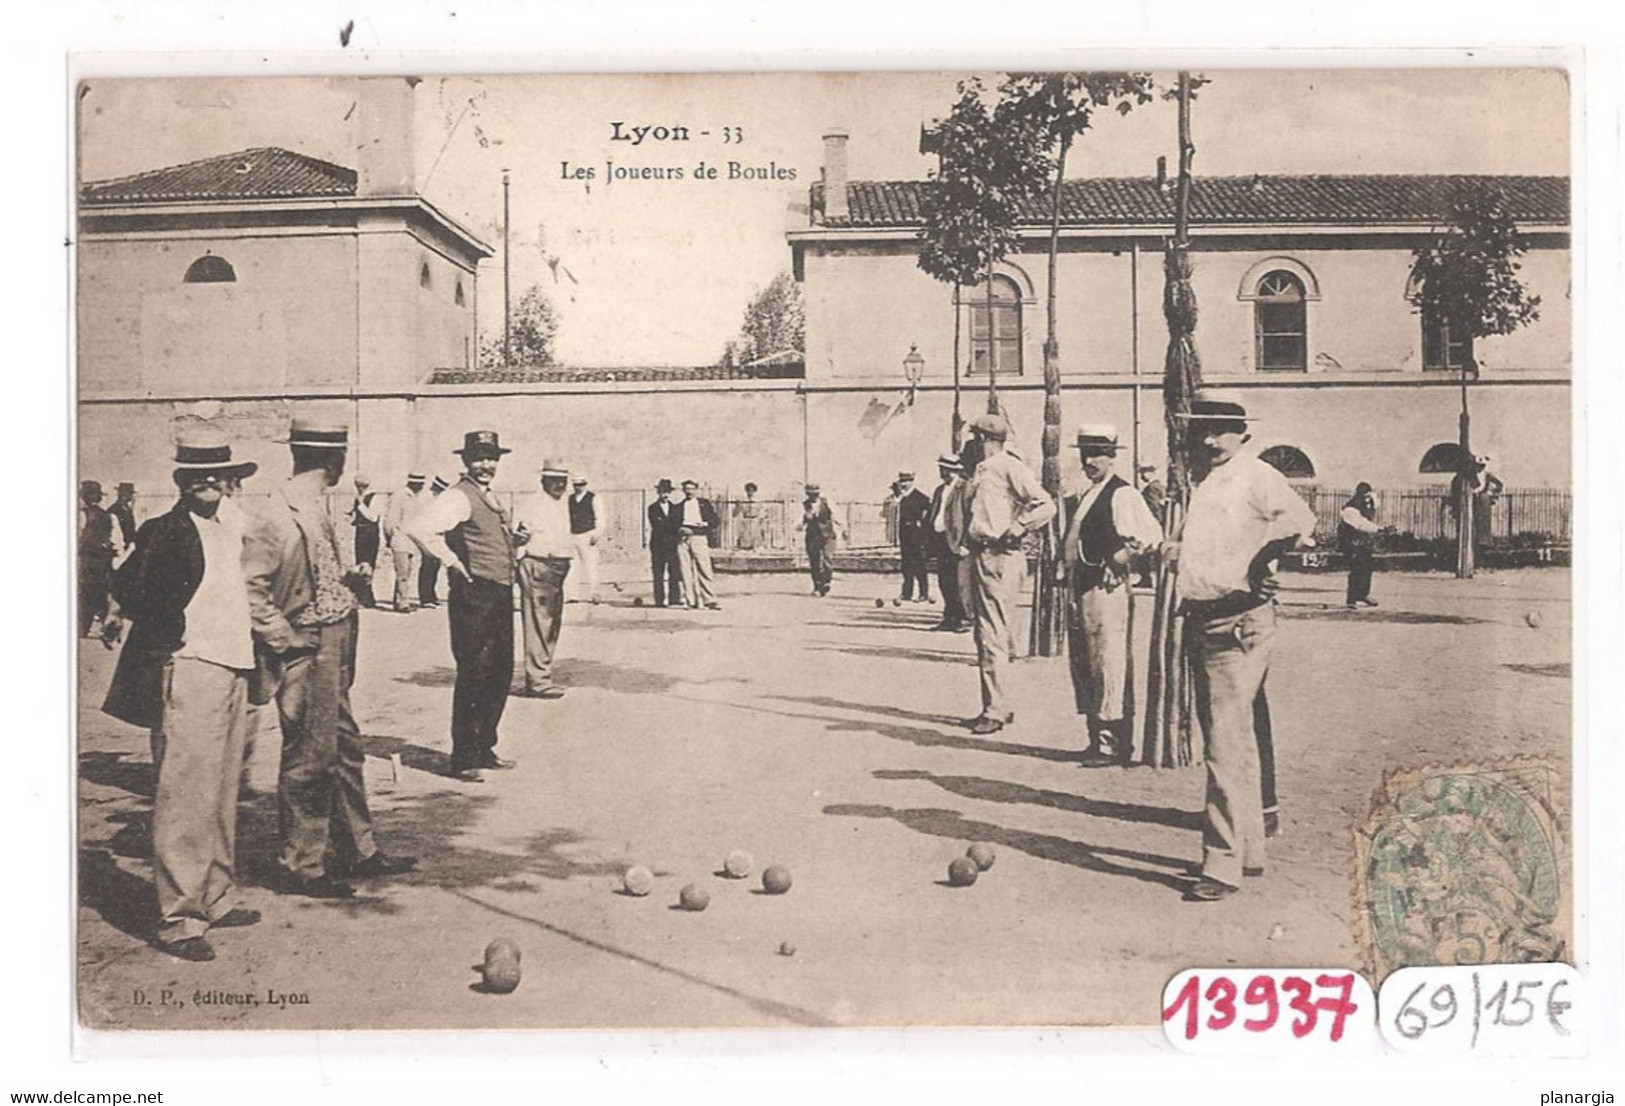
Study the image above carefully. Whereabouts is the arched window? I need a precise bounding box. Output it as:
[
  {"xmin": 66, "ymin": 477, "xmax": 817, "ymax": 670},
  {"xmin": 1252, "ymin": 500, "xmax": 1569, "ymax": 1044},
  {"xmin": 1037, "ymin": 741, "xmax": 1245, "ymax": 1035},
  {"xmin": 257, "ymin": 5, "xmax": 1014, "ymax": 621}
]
[
  {"xmin": 1258, "ymin": 445, "xmax": 1315, "ymax": 479},
  {"xmin": 1252, "ymin": 270, "xmax": 1306, "ymax": 371},
  {"xmin": 183, "ymin": 254, "xmax": 236, "ymax": 283},
  {"xmin": 454, "ymin": 280, "xmax": 466, "ymax": 307},
  {"xmin": 1420, "ymin": 442, "xmax": 1468, "ymax": 474},
  {"xmin": 968, "ymin": 275, "xmax": 1023, "ymax": 375},
  {"xmin": 419, "ymin": 262, "xmax": 433, "ymax": 289}
]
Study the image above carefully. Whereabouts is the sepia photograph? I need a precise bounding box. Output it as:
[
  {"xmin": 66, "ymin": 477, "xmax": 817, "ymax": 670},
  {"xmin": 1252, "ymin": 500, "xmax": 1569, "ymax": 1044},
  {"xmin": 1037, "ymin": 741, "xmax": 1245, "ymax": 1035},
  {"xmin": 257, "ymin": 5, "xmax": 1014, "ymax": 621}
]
[{"xmin": 73, "ymin": 66, "xmax": 1575, "ymax": 1033}]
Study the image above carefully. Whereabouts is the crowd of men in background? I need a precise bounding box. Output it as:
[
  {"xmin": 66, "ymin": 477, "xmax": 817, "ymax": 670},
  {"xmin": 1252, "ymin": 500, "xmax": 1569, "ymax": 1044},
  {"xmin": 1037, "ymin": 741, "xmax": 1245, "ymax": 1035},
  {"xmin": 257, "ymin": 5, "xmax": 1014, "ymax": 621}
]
[{"xmin": 81, "ymin": 387, "xmax": 1358, "ymax": 958}]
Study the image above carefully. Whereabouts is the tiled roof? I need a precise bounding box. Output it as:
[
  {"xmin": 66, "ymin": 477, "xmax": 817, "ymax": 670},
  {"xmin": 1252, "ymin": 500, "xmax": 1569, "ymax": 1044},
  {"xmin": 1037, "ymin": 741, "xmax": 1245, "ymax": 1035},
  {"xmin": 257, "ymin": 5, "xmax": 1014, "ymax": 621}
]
[
  {"xmin": 81, "ymin": 147, "xmax": 358, "ymax": 204},
  {"xmin": 812, "ymin": 175, "xmax": 1569, "ymax": 229},
  {"xmin": 426, "ymin": 362, "xmax": 806, "ymax": 385}
]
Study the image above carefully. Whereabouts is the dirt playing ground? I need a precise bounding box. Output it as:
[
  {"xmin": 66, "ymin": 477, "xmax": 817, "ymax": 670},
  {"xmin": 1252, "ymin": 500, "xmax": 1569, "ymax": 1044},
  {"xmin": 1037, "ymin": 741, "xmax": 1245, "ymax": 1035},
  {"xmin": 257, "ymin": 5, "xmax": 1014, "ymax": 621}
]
[{"xmin": 75, "ymin": 567, "xmax": 1572, "ymax": 1030}]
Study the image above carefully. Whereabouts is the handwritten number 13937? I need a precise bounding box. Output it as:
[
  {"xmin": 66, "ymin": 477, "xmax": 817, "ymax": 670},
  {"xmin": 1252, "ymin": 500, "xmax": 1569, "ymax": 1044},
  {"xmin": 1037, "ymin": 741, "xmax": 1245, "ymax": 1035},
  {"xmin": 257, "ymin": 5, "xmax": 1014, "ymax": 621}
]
[{"xmin": 1163, "ymin": 972, "xmax": 1359, "ymax": 1041}]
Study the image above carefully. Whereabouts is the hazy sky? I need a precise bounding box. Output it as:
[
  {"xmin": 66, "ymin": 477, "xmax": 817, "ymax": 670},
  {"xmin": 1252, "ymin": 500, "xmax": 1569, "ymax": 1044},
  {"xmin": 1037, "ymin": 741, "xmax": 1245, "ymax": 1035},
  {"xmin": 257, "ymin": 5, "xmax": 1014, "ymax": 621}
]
[{"xmin": 77, "ymin": 69, "xmax": 1570, "ymax": 367}]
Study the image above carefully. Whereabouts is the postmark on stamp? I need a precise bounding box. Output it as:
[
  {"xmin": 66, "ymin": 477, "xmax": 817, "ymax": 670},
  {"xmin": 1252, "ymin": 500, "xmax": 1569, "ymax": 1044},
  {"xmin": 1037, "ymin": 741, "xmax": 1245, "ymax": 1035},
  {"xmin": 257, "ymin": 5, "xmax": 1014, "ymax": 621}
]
[{"xmin": 1353, "ymin": 758, "xmax": 1568, "ymax": 983}]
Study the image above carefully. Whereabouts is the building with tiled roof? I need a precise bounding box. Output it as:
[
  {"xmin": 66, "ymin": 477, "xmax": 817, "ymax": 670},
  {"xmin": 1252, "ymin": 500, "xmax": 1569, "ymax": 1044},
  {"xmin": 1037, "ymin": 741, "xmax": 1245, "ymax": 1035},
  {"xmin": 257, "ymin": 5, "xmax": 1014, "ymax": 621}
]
[{"xmin": 782, "ymin": 131, "xmax": 1570, "ymax": 492}]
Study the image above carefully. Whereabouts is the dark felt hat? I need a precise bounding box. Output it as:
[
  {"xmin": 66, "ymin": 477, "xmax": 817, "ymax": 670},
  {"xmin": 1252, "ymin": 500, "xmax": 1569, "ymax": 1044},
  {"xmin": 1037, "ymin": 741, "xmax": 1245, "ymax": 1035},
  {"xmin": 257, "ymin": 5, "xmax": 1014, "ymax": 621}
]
[{"xmin": 455, "ymin": 430, "xmax": 511, "ymax": 457}]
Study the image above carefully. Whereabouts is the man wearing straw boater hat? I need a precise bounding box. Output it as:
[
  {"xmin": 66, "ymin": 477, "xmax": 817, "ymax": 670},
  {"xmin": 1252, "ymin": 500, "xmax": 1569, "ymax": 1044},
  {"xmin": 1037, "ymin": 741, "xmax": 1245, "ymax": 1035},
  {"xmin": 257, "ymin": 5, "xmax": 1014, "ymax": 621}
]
[
  {"xmin": 962, "ymin": 413, "xmax": 1055, "ymax": 735},
  {"xmin": 1059, "ymin": 424, "xmax": 1163, "ymax": 767},
  {"xmin": 101, "ymin": 428, "xmax": 262, "ymax": 959},
  {"xmin": 407, "ymin": 430, "xmax": 520, "ymax": 781},
  {"xmin": 243, "ymin": 412, "xmax": 416, "ymax": 899},
  {"xmin": 1169, "ymin": 390, "xmax": 1316, "ymax": 901},
  {"xmin": 928, "ymin": 453, "xmax": 967, "ymax": 630},
  {"xmin": 513, "ymin": 458, "xmax": 575, "ymax": 698}
]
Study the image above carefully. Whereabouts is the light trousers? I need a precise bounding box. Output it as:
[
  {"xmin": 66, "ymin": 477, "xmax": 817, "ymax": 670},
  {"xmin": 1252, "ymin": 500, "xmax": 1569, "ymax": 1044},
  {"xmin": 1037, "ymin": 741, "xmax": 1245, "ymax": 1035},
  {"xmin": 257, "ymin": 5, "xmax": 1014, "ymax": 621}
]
[
  {"xmin": 1191, "ymin": 602, "xmax": 1277, "ymax": 887},
  {"xmin": 971, "ymin": 547, "xmax": 1024, "ymax": 718},
  {"xmin": 391, "ymin": 546, "xmax": 420, "ymax": 610},
  {"xmin": 151, "ymin": 656, "xmax": 249, "ymax": 942},
  {"xmin": 519, "ymin": 556, "xmax": 570, "ymax": 691},
  {"xmin": 677, "ymin": 534, "xmax": 716, "ymax": 607}
]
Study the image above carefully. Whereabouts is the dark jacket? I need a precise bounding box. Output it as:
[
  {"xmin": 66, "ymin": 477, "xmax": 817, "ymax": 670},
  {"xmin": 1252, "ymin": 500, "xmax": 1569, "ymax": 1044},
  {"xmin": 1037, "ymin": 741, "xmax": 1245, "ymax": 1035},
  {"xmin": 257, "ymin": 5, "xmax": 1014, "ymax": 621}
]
[
  {"xmin": 803, "ymin": 498, "xmax": 837, "ymax": 545},
  {"xmin": 79, "ymin": 504, "xmax": 116, "ymax": 563},
  {"xmin": 676, "ymin": 496, "xmax": 720, "ymax": 547},
  {"xmin": 647, "ymin": 499, "xmax": 683, "ymax": 553},
  {"xmin": 102, "ymin": 503, "xmax": 205, "ymax": 728},
  {"xmin": 897, "ymin": 488, "xmax": 933, "ymax": 551}
]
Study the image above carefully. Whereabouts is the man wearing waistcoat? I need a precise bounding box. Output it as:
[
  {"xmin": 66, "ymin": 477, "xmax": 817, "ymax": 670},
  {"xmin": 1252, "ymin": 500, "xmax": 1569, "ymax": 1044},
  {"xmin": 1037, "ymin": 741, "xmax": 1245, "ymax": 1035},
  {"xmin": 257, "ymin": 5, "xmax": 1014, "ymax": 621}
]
[
  {"xmin": 408, "ymin": 431, "xmax": 520, "ymax": 782},
  {"xmin": 568, "ymin": 475, "xmax": 600, "ymax": 604},
  {"xmin": 243, "ymin": 414, "xmax": 416, "ymax": 900},
  {"xmin": 1059, "ymin": 424, "xmax": 1163, "ymax": 767},
  {"xmin": 102, "ymin": 430, "xmax": 262, "ymax": 960}
]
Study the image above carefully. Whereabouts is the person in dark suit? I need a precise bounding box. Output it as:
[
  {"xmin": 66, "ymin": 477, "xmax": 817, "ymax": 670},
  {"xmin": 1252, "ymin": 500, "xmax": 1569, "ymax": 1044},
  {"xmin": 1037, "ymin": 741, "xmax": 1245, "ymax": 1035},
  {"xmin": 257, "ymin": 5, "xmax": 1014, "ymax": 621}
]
[
  {"xmin": 647, "ymin": 479, "xmax": 683, "ymax": 607},
  {"xmin": 110, "ymin": 481, "xmax": 139, "ymax": 553},
  {"xmin": 928, "ymin": 454, "xmax": 966, "ymax": 630},
  {"xmin": 800, "ymin": 484, "xmax": 837, "ymax": 596},
  {"xmin": 79, "ymin": 480, "xmax": 117, "ymax": 637},
  {"xmin": 896, "ymin": 471, "xmax": 933, "ymax": 602},
  {"xmin": 101, "ymin": 430, "xmax": 262, "ymax": 961},
  {"xmin": 348, "ymin": 475, "xmax": 382, "ymax": 608}
]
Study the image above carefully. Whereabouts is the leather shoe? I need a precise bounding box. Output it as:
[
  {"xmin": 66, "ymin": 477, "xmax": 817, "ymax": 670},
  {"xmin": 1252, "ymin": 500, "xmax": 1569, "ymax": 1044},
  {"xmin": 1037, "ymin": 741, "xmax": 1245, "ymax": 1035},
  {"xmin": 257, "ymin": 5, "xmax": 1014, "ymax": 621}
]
[
  {"xmin": 478, "ymin": 755, "xmax": 517, "ymax": 770},
  {"xmin": 211, "ymin": 908, "xmax": 261, "ymax": 929},
  {"xmin": 1184, "ymin": 877, "xmax": 1239, "ymax": 902},
  {"xmin": 350, "ymin": 852, "xmax": 418, "ymax": 878},
  {"xmin": 1264, "ymin": 811, "xmax": 1281, "ymax": 839},
  {"xmin": 967, "ymin": 716, "xmax": 1005, "ymax": 735},
  {"xmin": 162, "ymin": 936, "xmax": 216, "ymax": 962},
  {"xmin": 274, "ymin": 872, "xmax": 355, "ymax": 900},
  {"xmin": 452, "ymin": 767, "xmax": 485, "ymax": 783},
  {"xmin": 524, "ymin": 686, "xmax": 565, "ymax": 700}
]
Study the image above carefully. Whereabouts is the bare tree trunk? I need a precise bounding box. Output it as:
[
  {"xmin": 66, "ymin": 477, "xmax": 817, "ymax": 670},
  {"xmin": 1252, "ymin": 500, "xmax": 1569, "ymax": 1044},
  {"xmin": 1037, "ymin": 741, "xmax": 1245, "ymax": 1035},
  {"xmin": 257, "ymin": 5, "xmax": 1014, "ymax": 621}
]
[
  {"xmin": 1457, "ymin": 363, "xmax": 1475, "ymax": 578},
  {"xmin": 985, "ymin": 266, "xmax": 1001, "ymax": 415},
  {"xmin": 952, "ymin": 284, "xmax": 964, "ymax": 451}
]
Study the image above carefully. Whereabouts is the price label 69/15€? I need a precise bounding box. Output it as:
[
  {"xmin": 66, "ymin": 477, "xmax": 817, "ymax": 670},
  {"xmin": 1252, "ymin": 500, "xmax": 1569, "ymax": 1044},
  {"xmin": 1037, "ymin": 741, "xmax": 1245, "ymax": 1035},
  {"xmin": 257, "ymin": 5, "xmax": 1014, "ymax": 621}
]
[
  {"xmin": 1161, "ymin": 969, "xmax": 1378, "ymax": 1054},
  {"xmin": 1378, "ymin": 964, "xmax": 1586, "ymax": 1056}
]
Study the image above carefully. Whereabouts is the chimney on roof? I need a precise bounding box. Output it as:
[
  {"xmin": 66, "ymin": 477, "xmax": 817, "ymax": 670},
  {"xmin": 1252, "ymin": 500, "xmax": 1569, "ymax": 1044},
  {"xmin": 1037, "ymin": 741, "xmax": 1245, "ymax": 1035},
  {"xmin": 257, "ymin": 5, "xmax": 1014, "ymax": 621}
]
[
  {"xmin": 353, "ymin": 76, "xmax": 419, "ymax": 197},
  {"xmin": 1250, "ymin": 173, "xmax": 1265, "ymax": 195},
  {"xmin": 822, "ymin": 129, "xmax": 850, "ymax": 221},
  {"xmin": 1156, "ymin": 155, "xmax": 1167, "ymax": 191}
]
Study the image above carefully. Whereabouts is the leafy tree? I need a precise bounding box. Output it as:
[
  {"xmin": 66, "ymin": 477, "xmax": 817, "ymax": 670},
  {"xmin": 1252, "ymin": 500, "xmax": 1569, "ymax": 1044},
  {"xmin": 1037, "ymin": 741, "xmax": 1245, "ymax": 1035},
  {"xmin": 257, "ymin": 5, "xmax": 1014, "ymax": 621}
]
[
  {"xmin": 1000, "ymin": 71, "xmax": 1155, "ymax": 655},
  {"xmin": 721, "ymin": 271, "xmax": 805, "ymax": 366},
  {"xmin": 1408, "ymin": 187, "xmax": 1542, "ymax": 577},
  {"xmin": 478, "ymin": 283, "xmax": 559, "ymax": 368},
  {"xmin": 918, "ymin": 79, "xmax": 1052, "ymax": 425}
]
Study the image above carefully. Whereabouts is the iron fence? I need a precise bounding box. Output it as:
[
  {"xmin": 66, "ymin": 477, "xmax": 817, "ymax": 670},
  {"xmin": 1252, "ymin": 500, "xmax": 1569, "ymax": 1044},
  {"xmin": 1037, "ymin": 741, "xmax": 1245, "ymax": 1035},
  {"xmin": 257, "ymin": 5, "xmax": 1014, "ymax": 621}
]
[{"xmin": 1296, "ymin": 485, "xmax": 1571, "ymax": 544}]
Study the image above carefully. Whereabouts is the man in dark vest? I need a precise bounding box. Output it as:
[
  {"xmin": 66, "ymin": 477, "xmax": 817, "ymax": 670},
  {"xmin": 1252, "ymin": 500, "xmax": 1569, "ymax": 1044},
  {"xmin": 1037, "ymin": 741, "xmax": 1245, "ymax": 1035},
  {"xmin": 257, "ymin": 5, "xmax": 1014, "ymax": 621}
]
[
  {"xmin": 569, "ymin": 474, "xmax": 600, "ymax": 604},
  {"xmin": 800, "ymin": 483, "xmax": 837, "ymax": 596},
  {"xmin": 79, "ymin": 480, "xmax": 117, "ymax": 637},
  {"xmin": 111, "ymin": 481, "xmax": 139, "ymax": 555},
  {"xmin": 646, "ymin": 479, "xmax": 683, "ymax": 607},
  {"xmin": 1059, "ymin": 424, "xmax": 1163, "ymax": 766},
  {"xmin": 928, "ymin": 454, "xmax": 966, "ymax": 629},
  {"xmin": 896, "ymin": 471, "xmax": 933, "ymax": 602},
  {"xmin": 407, "ymin": 431, "xmax": 520, "ymax": 782}
]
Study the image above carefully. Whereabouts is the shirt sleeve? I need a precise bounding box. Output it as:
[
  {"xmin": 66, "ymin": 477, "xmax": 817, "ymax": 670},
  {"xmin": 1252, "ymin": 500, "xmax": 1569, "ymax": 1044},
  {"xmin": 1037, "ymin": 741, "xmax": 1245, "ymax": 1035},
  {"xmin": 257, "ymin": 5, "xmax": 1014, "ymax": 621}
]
[
  {"xmin": 1340, "ymin": 505, "xmax": 1382, "ymax": 533},
  {"xmin": 1112, "ymin": 485, "xmax": 1165, "ymax": 547},
  {"xmin": 1009, "ymin": 459, "xmax": 1057, "ymax": 534},
  {"xmin": 405, "ymin": 487, "xmax": 472, "ymax": 568},
  {"xmin": 1257, "ymin": 464, "xmax": 1319, "ymax": 542}
]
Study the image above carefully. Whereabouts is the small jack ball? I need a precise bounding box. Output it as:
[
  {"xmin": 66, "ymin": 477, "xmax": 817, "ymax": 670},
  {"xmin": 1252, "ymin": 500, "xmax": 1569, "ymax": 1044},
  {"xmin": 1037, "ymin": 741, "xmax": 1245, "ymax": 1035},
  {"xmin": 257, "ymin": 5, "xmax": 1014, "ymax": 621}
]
[
  {"xmin": 761, "ymin": 865, "xmax": 793, "ymax": 895},
  {"xmin": 947, "ymin": 857, "xmax": 979, "ymax": 887},
  {"xmin": 679, "ymin": 883, "xmax": 710, "ymax": 911},
  {"xmin": 622, "ymin": 865, "xmax": 654, "ymax": 896},
  {"xmin": 966, "ymin": 843, "xmax": 996, "ymax": 871}
]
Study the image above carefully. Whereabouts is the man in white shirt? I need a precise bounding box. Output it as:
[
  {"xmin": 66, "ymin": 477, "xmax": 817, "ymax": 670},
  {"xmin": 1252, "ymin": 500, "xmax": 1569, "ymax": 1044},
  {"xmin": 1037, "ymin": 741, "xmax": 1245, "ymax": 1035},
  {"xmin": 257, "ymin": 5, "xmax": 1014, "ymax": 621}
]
[
  {"xmin": 1169, "ymin": 392, "xmax": 1317, "ymax": 901},
  {"xmin": 1059, "ymin": 424, "xmax": 1164, "ymax": 766},
  {"xmin": 513, "ymin": 459, "xmax": 575, "ymax": 698},
  {"xmin": 675, "ymin": 479, "xmax": 721, "ymax": 610},
  {"xmin": 101, "ymin": 430, "xmax": 262, "ymax": 961},
  {"xmin": 963, "ymin": 414, "xmax": 1055, "ymax": 735},
  {"xmin": 383, "ymin": 473, "xmax": 427, "ymax": 612}
]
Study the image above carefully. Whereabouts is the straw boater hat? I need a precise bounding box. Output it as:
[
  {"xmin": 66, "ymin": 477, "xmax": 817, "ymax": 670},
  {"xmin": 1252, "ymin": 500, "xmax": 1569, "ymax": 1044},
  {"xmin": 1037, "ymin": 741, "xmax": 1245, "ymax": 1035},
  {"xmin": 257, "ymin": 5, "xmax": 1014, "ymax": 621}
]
[
  {"xmin": 805, "ymin": 483, "xmax": 821, "ymax": 495},
  {"xmin": 936, "ymin": 452, "xmax": 961, "ymax": 472},
  {"xmin": 572, "ymin": 474, "xmax": 588, "ymax": 486},
  {"xmin": 1175, "ymin": 390, "xmax": 1258, "ymax": 424},
  {"xmin": 540, "ymin": 458, "xmax": 570, "ymax": 478},
  {"xmin": 430, "ymin": 475, "xmax": 451, "ymax": 493},
  {"xmin": 897, "ymin": 471, "xmax": 916, "ymax": 482},
  {"xmin": 407, "ymin": 471, "xmax": 426, "ymax": 483},
  {"xmin": 173, "ymin": 426, "xmax": 258, "ymax": 480},
  {"xmin": 1074, "ymin": 423, "xmax": 1124, "ymax": 455},
  {"xmin": 455, "ymin": 430, "xmax": 511, "ymax": 457},
  {"xmin": 283, "ymin": 413, "xmax": 350, "ymax": 450}
]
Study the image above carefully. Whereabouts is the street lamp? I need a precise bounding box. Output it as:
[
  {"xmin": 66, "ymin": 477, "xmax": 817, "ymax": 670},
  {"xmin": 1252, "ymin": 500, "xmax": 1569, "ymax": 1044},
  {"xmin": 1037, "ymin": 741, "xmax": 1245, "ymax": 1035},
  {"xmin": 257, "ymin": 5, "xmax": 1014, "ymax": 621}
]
[{"xmin": 903, "ymin": 344, "xmax": 925, "ymax": 406}]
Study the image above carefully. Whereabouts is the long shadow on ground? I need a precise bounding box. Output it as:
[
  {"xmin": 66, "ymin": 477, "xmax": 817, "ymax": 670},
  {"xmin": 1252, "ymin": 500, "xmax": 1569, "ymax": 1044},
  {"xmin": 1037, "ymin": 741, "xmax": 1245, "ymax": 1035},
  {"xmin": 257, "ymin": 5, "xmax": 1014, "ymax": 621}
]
[
  {"xmin": 1278, "ymin": 606, "xmax": 1489, "ymax": 626},
  {"xmin": 393, "ymin": 658, "xmax": 695, "ymax": 696},
  {"xmin": 871, "ymin": 769, "xmax": 1202, "ymax": 831},
  {"xmin": 760, "ymin": 694, "xmax": 1080, "ymax": 763},
  {"xmin": 79, "ymin": 751, "xmax": 155, "ymax": 799},
  {"xmin": 822, "ymin": 803, "xmax": 1191, "ymax": 893},
  {"xmin": 806, "ymin": 642, "xmax": 976, "ymax": 666}
]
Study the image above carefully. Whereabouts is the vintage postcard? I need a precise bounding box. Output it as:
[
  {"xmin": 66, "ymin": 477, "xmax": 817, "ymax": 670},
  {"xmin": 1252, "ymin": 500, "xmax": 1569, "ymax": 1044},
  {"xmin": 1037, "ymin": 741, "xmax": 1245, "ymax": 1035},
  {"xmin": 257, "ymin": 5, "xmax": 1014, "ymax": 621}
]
[{"xmin": 74, "ymin": 67, "xmax": 1574, "ymax": 1032}]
